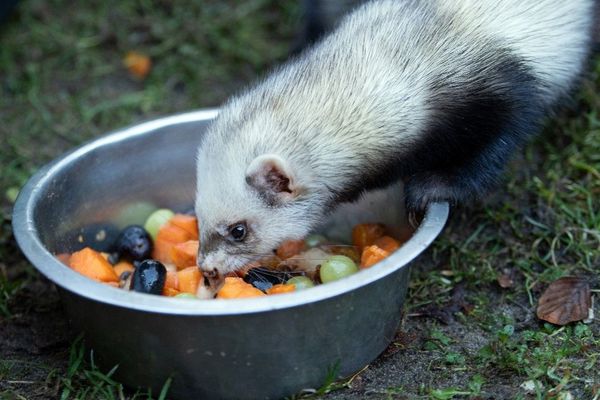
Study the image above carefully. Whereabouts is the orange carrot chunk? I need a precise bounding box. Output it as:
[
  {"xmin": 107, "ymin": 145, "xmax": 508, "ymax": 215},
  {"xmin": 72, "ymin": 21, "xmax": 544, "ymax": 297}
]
[
  {"xmin": 352, "ymin": 223, "xmax": 386, "ymax": 250},
  {"xmin": 276, "ymin": 239, "xmax": 306, "ymax": 260},
  {"xmin": 113, "ymin": 261, "xmax": 134, "ymax": 278},
  {"xmin": 69, "ymin": 247, "xmax": 119, "ymax": 282},
  {"xmin": 152, "ymin": 238, "xmax": 175, "ymax": 265},
  {"xmin": 169, "ymin": 214, "xmax": 199, "ymax": 240},
  {"xmin": 360, "ymin": 245, "xmax": 390, "ymax": 269},
  {"xmin": 152, "ymin": 219, "xmax": 198, "ymax": 264},
  {"xmin": 170, "ymin": 240, "xmax": 199, "ymax": 270},
  {"xmin": 177, "ymin": 267, "xmax": 201, "ymax": 294},
  {"xmin": 165, "ymin": 270, "xmax": 179, "ymax": 291},
  {"xmin": 216, "ymin": 277, "xmax": 266, "ymax": 299},
  {"xmin": 373, "ymin": 236, "xmax": 401, "ymax": 253},
  {"xmin": 163, "ymin": 287, "xmax": 181, "ymax": 297},
  {"xmin": 266, "ymin": 283, "xmax": 296, "ymax": 295}
]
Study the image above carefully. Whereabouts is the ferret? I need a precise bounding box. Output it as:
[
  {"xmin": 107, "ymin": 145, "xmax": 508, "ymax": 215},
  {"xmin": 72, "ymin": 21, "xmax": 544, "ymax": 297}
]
[{"xmin": 195, "ymin": 0, "xmax": 597, "ymax": 278}]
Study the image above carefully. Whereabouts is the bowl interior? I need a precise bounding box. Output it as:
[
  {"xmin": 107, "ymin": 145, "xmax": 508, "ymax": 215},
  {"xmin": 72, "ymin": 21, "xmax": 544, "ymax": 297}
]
[{"xmin": 14, "ymin": 110, "xmax": 449, "ymax": 315}]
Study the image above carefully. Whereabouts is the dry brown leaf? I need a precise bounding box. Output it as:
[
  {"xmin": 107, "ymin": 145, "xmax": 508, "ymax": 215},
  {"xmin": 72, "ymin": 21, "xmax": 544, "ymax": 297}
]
[{"xmin": 536, "ymin": 276, "xmax": 591, "ymax": 325}]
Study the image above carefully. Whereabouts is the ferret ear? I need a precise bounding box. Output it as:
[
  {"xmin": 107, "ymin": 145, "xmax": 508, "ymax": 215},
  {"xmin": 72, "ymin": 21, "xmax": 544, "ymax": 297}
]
[{"xmin": 245, "ymin": 154, "xmax": 299, "ymax": 205}]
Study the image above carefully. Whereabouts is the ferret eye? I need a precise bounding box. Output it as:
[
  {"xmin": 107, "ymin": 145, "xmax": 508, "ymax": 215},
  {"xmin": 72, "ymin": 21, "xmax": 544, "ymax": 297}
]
[{"xmin": 229, "ymin": 223, "xmax": 247, "ymax": 242}]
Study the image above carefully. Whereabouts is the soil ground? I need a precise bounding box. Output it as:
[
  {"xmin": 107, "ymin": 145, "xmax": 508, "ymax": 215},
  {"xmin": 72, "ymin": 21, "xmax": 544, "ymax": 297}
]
[{"xmin": 1, "ymin": 1, "xmax": 598, "ymax": 399}]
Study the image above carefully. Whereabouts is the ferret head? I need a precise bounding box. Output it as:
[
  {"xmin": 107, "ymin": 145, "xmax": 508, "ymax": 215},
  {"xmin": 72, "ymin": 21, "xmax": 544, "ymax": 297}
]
[{"xmin": 195, "ymin": 114, "xmax": 321, "ymax": 279}]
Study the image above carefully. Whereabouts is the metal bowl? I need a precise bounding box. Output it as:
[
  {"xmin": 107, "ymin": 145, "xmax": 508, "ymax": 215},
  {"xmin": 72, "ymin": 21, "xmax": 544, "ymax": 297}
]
[{"xmin": 12, "ymin": 109, "xmax": 449, "ymax": 400}]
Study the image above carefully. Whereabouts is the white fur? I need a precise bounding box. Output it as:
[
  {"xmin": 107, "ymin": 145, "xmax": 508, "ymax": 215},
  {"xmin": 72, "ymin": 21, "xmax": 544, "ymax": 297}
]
[{"xmin": 195, "ymin": 0, "xmax": 595, "ymax": 274}]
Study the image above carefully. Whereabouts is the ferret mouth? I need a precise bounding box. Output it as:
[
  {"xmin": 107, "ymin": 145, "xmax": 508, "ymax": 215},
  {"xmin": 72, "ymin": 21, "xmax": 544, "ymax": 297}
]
[{"xmin": 200, "ymin": 253, "xmax": 262, "ymax": 290}]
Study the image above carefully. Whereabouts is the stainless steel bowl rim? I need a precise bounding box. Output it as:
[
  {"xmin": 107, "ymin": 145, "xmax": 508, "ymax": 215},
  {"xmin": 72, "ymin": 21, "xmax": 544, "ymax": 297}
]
[{"xmin": 13, "ymin": 109, "xmax": 449, "ymax": 316}]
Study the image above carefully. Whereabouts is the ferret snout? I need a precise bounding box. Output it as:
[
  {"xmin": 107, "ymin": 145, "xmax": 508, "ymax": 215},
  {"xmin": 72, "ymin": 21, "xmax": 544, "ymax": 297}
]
[{"xmin": 202, "ymin": 267, "xmax": 218, "ymax": 279}]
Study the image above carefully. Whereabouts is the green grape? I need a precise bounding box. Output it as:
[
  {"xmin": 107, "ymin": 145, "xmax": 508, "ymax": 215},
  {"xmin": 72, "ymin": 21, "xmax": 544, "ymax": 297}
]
[
  {"xmin": 144, "ymin": 208, "xmax": 175, "ymax": 239},
  {"xmin": 319, "ymin": 255, "xmax": 358, "ymax": 283},
  {"xmin": 286, "ymin": 276, "xmax": 315, "ymax": 290}
]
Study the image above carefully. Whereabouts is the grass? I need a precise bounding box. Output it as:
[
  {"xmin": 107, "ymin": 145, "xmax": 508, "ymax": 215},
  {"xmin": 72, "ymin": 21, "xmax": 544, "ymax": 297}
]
[
  {"xmin": 54, "ymin": 336, "xmax": 172, "ymax": 400},
  {"xmin": 1, "ymin": 1, "xmax": 599, "ymax": 399}
]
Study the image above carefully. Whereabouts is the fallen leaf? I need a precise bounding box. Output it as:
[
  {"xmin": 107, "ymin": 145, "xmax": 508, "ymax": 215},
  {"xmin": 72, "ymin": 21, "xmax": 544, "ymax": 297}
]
[
  {"xmin": 123, "ymin": 51, "xmax": 151, "ymax": 80},
  {"xmin": 536, "ymin": 276, "xmax": 591, "ymax": 325}
]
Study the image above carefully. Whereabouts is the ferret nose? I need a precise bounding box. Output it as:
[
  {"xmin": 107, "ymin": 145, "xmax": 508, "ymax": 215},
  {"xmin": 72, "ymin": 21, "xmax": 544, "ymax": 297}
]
[{"xmin": 203, "ymin": 268, "xmax": 218, "ymax": 279}]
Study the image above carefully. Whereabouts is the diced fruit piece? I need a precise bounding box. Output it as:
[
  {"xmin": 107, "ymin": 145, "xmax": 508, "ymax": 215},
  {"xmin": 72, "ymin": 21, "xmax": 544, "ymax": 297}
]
[
  {"xmin": 69, "ymin": 247, "xmax": 119, "ymax": 283},
  {"xmin": 115, "ymin": 202, "xmax": 157, "ymax": 229},
  {"xmin": 360, "ymin": 245, "xmax": 390, "ymax": 269},
  {"xmin": 286, "ymin": 276, "xmax": 315, "ymax": 290},
  {"xmin": 320, "ymin": 255, "xmax": 358, "ymax": 283},
  {"xmin": 152, "ymin": 219, "xmax": 198, "ymax": 265},
  {"xmin": 175, "ymin": 293, "xmax": 197, "ymax": 299},
  {"xmin": 113, "ymin": 261, "xmax": 134, "ymax": 277},
  {"xmin": 144, "ymin": 208, "xmax": 174, "ymax": 239},
  {"xmin": 165, "ymin": 271, "xmax": 179, "ymax": 290},
  {"xmin": 177, "ymin": 267, "xmax": 201, "ymax": 294},
  {"xmin": 170, "ymin": 240, "xmax": 199, "ymax": 270},
  {"xmin": 157, "ymin": 223, "xmax": 191, "ymax": 243},
  {"xmin": 266, "ymin": 284, "xmax": 296, "ymax": 295},
  {"xmin": 352, "ymin": 223, "xmax": 386, "ymax": 250},
  {"xmin": 152, "ymin": 238, "xmax": 174, "ymax": 265},
  {"xmin": 163, "ymin": 287, "xmax": 180, "ymax": 297},
  {"xmin": 276, "ymin": 239, "xmax": 306, "ymax": 260},
  {"xmin": 116, "ymin": 225, "xmax": 153, "ymax": 261},
  {"xmin": 305, "ymin": 234, "xmax": 328, "ymax": 248},
  {"xmin": 373, "ymin": 236, "xmax": 401, "ymax": 253},
  {"xmin": 217, "ymin": 277, "xmax": 266, "ymax": 299},
  {"xmin": 130, "ymin": 260, "xmax": 167, "ymax": 295},
  {"xmin": 169, "ymin": 214, "xmax": 199, "ymax": 240}
]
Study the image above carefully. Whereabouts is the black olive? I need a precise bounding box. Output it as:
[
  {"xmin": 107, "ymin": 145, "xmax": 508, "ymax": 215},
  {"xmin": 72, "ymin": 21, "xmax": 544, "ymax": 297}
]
[
  {"xmin": 130, "ymin": 260, "xmax": 166, "ymax": 295},
  {"xmin": 116, "ymin": 225, "xmax": 152, "ymax": 261},
  {"xmin": 243, "ymin": 267, "xmax": 301, "ymax": 291}
]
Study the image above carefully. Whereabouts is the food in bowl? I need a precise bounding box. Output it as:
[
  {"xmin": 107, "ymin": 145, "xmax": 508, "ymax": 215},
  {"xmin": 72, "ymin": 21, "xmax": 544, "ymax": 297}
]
[{"xmin": 55, "ymin": 204, "xmax": 405, "ymax": 299}]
